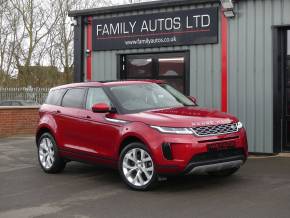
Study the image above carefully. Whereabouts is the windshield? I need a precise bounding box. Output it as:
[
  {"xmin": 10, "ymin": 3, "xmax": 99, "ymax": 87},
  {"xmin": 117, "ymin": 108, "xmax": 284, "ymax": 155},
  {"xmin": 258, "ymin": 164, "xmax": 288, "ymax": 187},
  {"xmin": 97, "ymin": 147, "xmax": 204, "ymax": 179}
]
[{"xmin": 109, "ymin": 83, "xmax": 195, "ymax": 113}]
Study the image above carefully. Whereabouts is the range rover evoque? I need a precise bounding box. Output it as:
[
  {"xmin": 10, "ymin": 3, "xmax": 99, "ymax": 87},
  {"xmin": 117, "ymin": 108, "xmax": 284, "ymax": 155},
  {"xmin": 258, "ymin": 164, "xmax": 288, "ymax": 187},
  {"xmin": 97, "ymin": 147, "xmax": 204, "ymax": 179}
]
[{"xmin": 36, "ymin": 80, "xmax": 248, "ymax": 190}]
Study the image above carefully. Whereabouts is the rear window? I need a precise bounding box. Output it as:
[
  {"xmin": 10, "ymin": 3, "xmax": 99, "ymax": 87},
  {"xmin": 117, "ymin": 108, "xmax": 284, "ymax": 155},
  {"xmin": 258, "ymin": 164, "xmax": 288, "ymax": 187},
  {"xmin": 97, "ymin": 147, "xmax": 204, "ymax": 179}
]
[
  {"xmin": 45, "ymin": 89, "xmax": 66, "ymax": 106},
  {"xmin": 61, "ymin": 88, "xmax": 86, "ymax": 109}
]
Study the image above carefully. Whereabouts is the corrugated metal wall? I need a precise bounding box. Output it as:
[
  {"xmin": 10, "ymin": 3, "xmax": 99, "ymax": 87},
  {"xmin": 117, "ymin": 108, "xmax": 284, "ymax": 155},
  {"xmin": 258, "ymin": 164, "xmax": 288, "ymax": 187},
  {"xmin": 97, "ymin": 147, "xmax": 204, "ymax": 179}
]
[
  {"xmin": 90, "ymin": 2, "xmax": 221, "ymax": 110},
  {"xmin": 87, "ymin": 0, "xmax": 290, "ymax": 153},
  {"xmin": 228, "ymin": 0, "xmax": 290, "ymax": 153}
]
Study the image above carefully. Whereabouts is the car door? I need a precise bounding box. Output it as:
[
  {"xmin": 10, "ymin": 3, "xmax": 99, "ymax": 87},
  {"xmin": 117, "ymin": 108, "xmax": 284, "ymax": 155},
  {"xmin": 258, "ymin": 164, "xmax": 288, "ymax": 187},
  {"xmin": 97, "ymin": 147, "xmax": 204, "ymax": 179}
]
[
  {"xmin": 78, "ymin": 87, "xmax": 121, "ymax": 160},
  {"xmin": 57, "ymin": 88, "xmax": 87, "ymax": 152},
  {"xmin": 44, "ymin": 88, "xmax": 67, "ymax": 147}
]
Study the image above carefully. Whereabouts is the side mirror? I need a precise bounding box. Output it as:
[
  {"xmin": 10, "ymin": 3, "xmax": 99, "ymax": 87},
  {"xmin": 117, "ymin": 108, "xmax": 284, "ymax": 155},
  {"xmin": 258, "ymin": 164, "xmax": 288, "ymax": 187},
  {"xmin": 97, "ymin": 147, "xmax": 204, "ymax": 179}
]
[
  {"xmin": 188, "ymin": 96, "xmax": 197, "ymax": 104},
  {"xmin": 92, "ymin": 103, "xmax": 111, "ymax": 113}
]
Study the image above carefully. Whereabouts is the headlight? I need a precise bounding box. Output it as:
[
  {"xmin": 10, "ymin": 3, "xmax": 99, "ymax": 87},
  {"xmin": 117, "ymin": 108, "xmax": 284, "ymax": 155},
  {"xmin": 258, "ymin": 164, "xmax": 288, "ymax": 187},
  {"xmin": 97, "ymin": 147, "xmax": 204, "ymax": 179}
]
[
  {"xmin": 237, "ymin": 121, "xmax": 243, "ymax": 130},
  {"xmin": 150, "ymin": 126, "xmax": 193, "ymax": 134}
]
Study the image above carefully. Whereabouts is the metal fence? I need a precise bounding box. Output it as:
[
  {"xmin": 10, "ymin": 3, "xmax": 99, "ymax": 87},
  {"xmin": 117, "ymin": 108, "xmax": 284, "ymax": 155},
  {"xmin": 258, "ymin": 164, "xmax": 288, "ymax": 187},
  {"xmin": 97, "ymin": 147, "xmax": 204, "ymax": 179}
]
[{"xmin": 0, "ymin": 87, "xmax": 50, "ymax": 104}]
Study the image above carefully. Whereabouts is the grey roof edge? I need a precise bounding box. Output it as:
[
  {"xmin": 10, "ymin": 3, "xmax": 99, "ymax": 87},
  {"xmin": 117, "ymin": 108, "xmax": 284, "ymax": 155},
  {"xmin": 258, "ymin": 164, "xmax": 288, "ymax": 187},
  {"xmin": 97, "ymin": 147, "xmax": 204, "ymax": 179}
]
[{"xmin": 68, "ymin": 0, "xmax": 220, "ymax": 17}]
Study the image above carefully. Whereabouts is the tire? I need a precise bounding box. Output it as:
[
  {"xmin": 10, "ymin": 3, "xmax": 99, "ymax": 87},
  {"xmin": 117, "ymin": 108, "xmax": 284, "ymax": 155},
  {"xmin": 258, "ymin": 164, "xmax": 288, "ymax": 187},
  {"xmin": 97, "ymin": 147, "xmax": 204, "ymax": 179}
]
[
  {"xmin": 208, "ymin": 167, "xmax": 239, "ymax": 177},
  {"xmin": 119, "ymin": 142, "xmax": 158, "ymax": 191},
  {"xmin": 37, "ymin": 132, "xmax": 66, "ymax": 173}
]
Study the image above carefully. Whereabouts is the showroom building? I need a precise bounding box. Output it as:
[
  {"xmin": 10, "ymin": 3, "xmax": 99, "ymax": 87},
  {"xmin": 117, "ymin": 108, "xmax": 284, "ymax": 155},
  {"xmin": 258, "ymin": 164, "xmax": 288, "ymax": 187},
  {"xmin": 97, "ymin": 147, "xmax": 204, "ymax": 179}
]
[{"xmin": 68, "ymin": 0, "xmax": 290, "ymax": 154}]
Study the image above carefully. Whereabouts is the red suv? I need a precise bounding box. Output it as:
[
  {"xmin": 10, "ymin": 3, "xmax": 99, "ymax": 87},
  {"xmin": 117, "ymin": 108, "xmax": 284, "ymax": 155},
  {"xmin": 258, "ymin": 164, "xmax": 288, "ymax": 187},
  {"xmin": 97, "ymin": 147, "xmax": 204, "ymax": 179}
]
[{"xmin": 36, "ymin": 81, "xmax": 248, "ymax": 190}]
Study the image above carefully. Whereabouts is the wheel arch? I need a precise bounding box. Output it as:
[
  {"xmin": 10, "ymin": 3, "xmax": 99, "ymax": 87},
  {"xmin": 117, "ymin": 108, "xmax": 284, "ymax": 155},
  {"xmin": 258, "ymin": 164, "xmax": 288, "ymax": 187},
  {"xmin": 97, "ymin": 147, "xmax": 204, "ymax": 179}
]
[
  {"xmin": 35, "ymin": 126, "xmax": 55, "ymax": 147},
  {"xmin": 118, "ymin": 135, "xmax": 149, "ymax": 155}
]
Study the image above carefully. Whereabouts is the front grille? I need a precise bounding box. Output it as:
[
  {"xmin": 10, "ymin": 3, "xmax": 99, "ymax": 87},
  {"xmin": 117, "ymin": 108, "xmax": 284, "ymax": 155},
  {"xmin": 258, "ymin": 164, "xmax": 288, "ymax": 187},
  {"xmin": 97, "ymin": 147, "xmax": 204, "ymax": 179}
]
[
  {"xmin": 190, "ymin": 148, "xmax": 244, "ymax": 163},
  {"xmin": 192, "ymin": 123, "xmax": 238, "ymax": 136}
]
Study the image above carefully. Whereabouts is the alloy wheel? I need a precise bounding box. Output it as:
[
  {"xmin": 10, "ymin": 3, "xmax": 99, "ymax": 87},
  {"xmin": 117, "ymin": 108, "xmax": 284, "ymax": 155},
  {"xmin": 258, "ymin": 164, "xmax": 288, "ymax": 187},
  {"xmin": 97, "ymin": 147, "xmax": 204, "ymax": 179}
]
[
  {"xmin": 39, "ymin": 137, "xmax": 55, "ymax": 169},
  {"xmin": 122, "ymin": 148, "xmax": 154, "ymax": 187}
]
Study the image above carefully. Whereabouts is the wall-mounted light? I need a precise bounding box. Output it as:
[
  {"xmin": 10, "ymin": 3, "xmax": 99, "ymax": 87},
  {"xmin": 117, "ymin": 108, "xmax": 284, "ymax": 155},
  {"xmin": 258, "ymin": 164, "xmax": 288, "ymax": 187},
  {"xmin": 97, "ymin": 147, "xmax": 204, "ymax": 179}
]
[
  {"xmin": 220, "ymin": 0, "xmax": 235, "ymax": 18},
  {"xmin": 86, "ymin": 49, "xmax": 91, "ymax": 57},
  {"xmin": 71, "ymin": 18, "xmax": 77, "ymax": 26}
]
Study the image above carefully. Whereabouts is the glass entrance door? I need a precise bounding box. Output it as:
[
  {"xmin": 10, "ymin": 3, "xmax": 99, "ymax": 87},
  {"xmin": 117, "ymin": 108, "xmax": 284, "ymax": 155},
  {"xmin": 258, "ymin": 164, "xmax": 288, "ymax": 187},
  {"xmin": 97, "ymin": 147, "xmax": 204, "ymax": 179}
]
[
  {"xmin": 284, "ymin": 30, "xmax": 290, "ymax": 151},
  {"xmin": 120, "ymin": 52, "xmax": 189, "ymax": 94}
]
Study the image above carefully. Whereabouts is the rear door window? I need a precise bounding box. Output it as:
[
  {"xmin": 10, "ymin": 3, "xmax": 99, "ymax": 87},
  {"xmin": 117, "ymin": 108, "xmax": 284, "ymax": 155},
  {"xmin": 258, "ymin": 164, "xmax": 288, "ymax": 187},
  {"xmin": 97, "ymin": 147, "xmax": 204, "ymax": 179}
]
[
  {"xmin": 62, "ymin": 88, "xmax": 86, "ymax": 109},
  {"xmin": 46, "ymin": 89, "xmax": 66, "ymax": 106}
]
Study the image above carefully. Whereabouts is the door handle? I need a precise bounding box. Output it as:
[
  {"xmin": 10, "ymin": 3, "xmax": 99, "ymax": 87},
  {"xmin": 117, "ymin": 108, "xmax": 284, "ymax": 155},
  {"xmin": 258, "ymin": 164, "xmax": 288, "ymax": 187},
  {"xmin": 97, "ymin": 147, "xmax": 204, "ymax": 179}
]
[
  {"xmin": 86, "ymin": 115, "xmax": 91, "ymax": 119},
  {"xmin": 56, "ymin": 110, "xmax": 61, "ymax": 114}
]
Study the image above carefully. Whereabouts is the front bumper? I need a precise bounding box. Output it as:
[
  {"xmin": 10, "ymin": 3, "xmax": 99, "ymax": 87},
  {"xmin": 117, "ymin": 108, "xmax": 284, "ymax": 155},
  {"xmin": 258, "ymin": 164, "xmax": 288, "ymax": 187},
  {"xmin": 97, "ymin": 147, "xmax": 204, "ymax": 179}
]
[
  {"xmin": 184, "ymin": 155, "xmax": 245, "ymax": 175},
  {"xmin": 148, "ymin": 128, "xmax": 248, "ymax": 175}
]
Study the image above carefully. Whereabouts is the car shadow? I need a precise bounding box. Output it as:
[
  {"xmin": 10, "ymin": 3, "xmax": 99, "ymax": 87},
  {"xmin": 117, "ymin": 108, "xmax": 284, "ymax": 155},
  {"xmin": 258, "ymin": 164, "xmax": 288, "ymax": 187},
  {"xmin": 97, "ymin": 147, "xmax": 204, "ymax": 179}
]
[
  {"xmin": 154, "ymin": 174, "xmax": 243, "ymax": 193},
  {"xmin": 60, "ymin": 162, "xmax": 244, "ymax": 193}
]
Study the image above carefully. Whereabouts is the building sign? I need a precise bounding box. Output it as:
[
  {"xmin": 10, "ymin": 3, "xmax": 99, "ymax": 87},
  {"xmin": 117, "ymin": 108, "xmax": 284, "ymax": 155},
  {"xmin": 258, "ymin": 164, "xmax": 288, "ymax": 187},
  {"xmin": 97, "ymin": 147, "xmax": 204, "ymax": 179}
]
[{"xmin": 92, "ymin": 7, "xmax": 218, "ymax": 51}]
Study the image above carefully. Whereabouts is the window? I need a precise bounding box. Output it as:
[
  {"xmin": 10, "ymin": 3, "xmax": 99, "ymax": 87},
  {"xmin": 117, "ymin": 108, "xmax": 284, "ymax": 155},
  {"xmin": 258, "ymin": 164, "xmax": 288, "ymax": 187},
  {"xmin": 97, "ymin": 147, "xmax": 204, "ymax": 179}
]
[
  {"xmin": 158, "ymin": 57, "xmax": 185, "ymax": 93},
  {"xmin": 86, "ymin": 88, "xmax": 111, "ymax": 110},
  {"xmin": 62, "ymin": 88, "xmax": 86, "ymax": 108},
  {"xmin": 120, "ymin": 52, "xmax": 188, "ymax": 94},
  {"xmin": 127, "ymin": 58, "xmax": 153, "ymax": 78},
  {"xmin": 46, "ymin": 89, "xmax": 66, "ymax": 106},
  {"xmin": 158, "ymin": 57, "xmax": 184, "ymax": 76},
  {"xmin": 161, "ymin": 78, "xmax": 185, "ymax": 94}
]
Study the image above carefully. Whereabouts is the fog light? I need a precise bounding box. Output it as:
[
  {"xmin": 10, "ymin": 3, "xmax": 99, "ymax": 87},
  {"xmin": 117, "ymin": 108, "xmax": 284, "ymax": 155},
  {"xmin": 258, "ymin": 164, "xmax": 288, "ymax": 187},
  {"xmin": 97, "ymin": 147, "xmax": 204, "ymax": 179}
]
[{"xmin": 162, "ymin": 143, "xmax": 173, "ymax": 160}]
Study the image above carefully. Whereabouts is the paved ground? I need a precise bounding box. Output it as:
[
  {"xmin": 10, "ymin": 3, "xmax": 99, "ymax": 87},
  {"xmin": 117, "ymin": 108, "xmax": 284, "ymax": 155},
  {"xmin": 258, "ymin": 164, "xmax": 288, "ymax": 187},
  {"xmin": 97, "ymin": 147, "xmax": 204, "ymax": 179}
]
[{"xmin": 1, "ymin": 137, "xmax": 290, "ymax": 218}]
